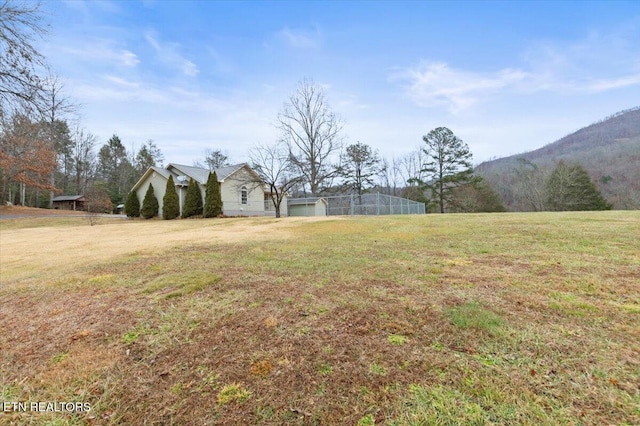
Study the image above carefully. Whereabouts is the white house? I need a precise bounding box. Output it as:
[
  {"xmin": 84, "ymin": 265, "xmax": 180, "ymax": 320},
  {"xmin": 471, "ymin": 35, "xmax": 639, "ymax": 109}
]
[{"xmin": 131, "ymin": 163, "xmax": 287, "ymax": 218}]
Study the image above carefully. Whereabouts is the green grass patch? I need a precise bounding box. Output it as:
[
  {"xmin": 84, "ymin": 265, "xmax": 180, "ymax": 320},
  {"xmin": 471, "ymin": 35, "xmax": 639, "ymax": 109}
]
[
  {"xmin": 217, "ymin": 383, "xmax": 251, "ymax": 404},
  {"xmin": 448, "ymin": 302, "xmax": 504, "ymax": 334},
  {"xmin": 143, "ymin": 271, "xmax": 221, "ymax": 298}
]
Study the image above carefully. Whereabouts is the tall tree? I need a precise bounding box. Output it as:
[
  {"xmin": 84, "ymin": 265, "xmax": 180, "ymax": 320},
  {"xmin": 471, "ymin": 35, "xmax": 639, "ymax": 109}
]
[
  {"xmin": 338, "ymin": 142, "xmax": 382, "ymax": 202},
  {"xmin": 278, "ymin": 79, "xmax": 343, "ymax": 195},
  {"xmin": 69, "ymin": 125, "xmax": 97, "ymax": 195},
  {"xmin": 203, "ymin": 171, "xmax": 223, "ymax": 218},
  {"xmin": 0, "ymin": 1, "xmax": 47, "ymax": 116},
  {"xmin": 162, "ymin": 175, "xmax": 180, "ymax": 219},
  {"xmin": 40, "ymin": 76, "xmax": 76, "ymax": 206},
  {"xmin": 135, "ymin": 140, "xmax": 163, "ymax": 174},
  {"xmin": 0, "ymin": 112, "xmax": 57, "ymax": 205},
  {"xmin": 250, "ymin": 142, "xmax": 303, "ymax": 218},
  {"xmin": 546, "ymin": 161, "xmax": 611, "ymax": 211},
  {"xmin": 140, "ymin": 183, "xmax": 158, "ymax": 219},
  {"xmin": 415, "ymin": 127, "xmax": 476, "ymax": 213},
  {"xmin": 511, "ymin": 158, "xmax": 548, "ymax": 212},
  {"xmin": 182, "ymin": 178, "xmax": 203, "ymax": 218},
  {"xmin": 204, "ymin": 148, "xmax": 229, "ymax": 170},
  {"xmin": 97, "ymin": 134, "xmax": 135, "ymax": 206}
]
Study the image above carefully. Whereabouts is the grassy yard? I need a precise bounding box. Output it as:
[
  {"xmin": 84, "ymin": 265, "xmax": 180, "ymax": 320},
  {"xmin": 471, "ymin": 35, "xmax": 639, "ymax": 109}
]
[{"xmin": 1, "ymin": 211, "xmax": 639, "ymax": 425}]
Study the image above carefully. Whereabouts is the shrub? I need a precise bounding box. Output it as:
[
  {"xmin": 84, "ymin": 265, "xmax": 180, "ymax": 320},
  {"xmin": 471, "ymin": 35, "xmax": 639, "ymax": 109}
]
[
  {"xmin": 140, "ymin": 183, "xmax": 159, "ymax": 219},
  {"xmin": 162, "ymin": 175, "xmax": 180, "ymax": 219},
  {"xmin": 182, "ymin": 178, "xmax": 203, "ymax": 218},
  {"xmin": 204, "ymin": 171, "xmax": 223, "ymax": 218},
  {"xmin": 124, "ymin": 191, "xmax": 140, "ymax": 217}
]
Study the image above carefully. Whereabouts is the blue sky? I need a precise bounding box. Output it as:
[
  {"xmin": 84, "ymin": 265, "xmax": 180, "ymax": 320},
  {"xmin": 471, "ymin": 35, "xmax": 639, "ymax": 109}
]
[{"xmin": 40, "ymin": 0, "xmax": 640, "ymax": 166}]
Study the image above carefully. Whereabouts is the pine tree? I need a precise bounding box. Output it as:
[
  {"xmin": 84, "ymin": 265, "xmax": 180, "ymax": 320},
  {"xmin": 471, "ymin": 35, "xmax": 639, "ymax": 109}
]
[
  {"xmin": 203, "ymin": 171, "xmax": 223, "ymax": 218},
  {"xmin": 140, "ymin": 183, "xmax": 159, "ymax": 219},
  {"xmin": 546, "ymin": 161, "xmax": 612, "ymax": 211},
  {"xmin": 182, "ymin": 178, "xmax": 203, "ymax": 218},
  {"xmin": 162, "ymin": 175, "xmax": 180, "ymax": 219},
  {"xmin": 414, "ymin": 127, "xmax": 477, "ymax": 213},
  {"xmin": 124, "ymin": 191, "xmax": 140, "ymax": 217}
]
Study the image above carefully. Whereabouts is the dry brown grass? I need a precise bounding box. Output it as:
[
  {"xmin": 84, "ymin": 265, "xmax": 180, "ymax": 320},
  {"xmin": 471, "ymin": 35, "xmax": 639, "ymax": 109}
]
[{"xmin": 1, "ymin": 211, "xmax": 639, "ymax": 425}]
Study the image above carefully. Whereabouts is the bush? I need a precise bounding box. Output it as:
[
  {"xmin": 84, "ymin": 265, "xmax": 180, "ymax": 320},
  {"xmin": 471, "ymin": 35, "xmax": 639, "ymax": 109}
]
[
  {"xmin": 182, "ymin": 178, "xmax": 203, "ymax": 218},
  {"xmin": 162, "ymin": 175, "xmax": 180, "ymax": 219},
  {"xmin": 140, "ymin": 183, "xmax": 159, "ymax": 219},
  {"xmin": 203, "ymin": 171, "xmax": 223, "ymax": 218},
  {"xmin": 124, "ymin": 191, "xmax": 140, "ymax": 217}
]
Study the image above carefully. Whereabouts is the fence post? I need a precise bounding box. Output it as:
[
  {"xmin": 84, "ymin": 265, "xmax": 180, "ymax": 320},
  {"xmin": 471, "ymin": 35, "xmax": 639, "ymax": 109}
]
[{"xmin": 350, "ymin": 194, "xmax": 354, "ymax": 216}]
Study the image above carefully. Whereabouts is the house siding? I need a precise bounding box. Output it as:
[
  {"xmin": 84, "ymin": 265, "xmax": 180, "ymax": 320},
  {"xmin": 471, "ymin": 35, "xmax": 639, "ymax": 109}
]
[
  {"xmin": 136, "ymin": 172, "xmax": 169, "ymax": 218},
  {"xmin": 131, "ymin": 163, "xmax": 277, "ymax": 218},
  {"xmin": 221, "ymin": 168, "xmax": 271, "ymax": 216}
]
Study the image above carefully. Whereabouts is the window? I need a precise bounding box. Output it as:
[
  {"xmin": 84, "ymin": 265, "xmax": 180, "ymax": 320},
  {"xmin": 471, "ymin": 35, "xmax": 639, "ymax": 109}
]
[{"xmin": 241, "ymin": 186, "xmax": 248, "ymax": 205}]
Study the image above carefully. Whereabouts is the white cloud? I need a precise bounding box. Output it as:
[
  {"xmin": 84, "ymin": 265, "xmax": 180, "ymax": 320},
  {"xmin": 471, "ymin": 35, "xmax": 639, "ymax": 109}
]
[
  {"xmin": 277, "ymin": 26, "xmax": 322, "ymax": 48},
  {"xmin": 54, "ymin": 40, "xmax": 140, "ymax": 68},
  {"xmin": 144, "ymin": 30, "xmax": 199, "ymax": 77},
  {"xmin": 394, "ymin": 22, "xmax": 640, "ymax": 113},
  {"xmin": 392, "ymin": 62, "xmax": 529, "ymax": 113}
]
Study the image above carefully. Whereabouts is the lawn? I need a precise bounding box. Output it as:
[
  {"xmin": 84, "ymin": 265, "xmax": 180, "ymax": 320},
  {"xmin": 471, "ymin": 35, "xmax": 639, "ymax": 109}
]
[{"xmin": 1, "ymin": 211, "xmax": 639, "ymax": 425}]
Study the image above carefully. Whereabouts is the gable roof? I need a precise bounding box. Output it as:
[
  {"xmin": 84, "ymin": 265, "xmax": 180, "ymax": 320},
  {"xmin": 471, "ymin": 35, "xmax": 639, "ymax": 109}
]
[
  {"xmin": 131, "ymin": 163, "xmax": 265, "ymax": 192},
  {"xmin": 168, "ymin": 163, "xmax": 260, "ymax": 184},
  {"xmin": 131, "ymin": 166, "xmax": 171, "ymax": 192}
]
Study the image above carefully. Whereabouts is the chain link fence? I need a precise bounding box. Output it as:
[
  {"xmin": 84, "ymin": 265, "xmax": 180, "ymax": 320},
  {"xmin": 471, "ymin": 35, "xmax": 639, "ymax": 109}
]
[{"xmin": 288, "ymin": 193, "xmax": 425, "ymax": 216}]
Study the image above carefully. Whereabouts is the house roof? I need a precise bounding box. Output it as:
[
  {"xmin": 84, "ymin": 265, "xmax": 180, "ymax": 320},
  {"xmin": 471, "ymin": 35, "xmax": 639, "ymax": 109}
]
[
  {"xmin": 131, "ymin": 166, "xmax": 171, "ymax": 192},
  {"xmin": 52, "ymin": 195, "xmax": 85, "ymax": 202},
  {"xmin": 168, "ymin": 163, "xmax": 260, "ymax": 184},
  {"xmin": 131, "ymin": 163, "xmax": 264, "ymax": 192}
]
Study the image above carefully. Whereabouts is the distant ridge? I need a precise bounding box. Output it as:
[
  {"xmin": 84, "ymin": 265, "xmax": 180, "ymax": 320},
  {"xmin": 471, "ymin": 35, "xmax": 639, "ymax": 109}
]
[{"xmin": 476, "ymin": 107, "xmax": 640, "ymax": 210}]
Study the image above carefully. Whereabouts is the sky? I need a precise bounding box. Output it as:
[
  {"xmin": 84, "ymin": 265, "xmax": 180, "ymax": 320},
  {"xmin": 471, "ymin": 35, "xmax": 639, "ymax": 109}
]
[{"xmin": 38, "ymin": 0, "xmax": 640, "ymax": 167}]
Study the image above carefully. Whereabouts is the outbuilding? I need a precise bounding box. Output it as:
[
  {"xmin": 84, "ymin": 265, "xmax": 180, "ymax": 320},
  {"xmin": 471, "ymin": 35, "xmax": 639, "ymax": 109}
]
[
  {"xmin": 52, "ymin": 195, "xmax": 85, "ymax": 211},
  {"xmin": 287, "ymin": 197, "xmax": 328, "ymax": 217}
]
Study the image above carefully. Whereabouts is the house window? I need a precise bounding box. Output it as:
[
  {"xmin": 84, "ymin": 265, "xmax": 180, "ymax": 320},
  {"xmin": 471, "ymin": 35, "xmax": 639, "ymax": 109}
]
[{"xmin": 241, "ymin": 186, "xmax": 248, "ymax": 205}]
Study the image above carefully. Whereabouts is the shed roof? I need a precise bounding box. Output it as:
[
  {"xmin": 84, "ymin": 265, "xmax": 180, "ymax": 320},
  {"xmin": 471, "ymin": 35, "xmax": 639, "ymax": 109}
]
[
  {"xmin": 52, "ymin": 195, "xmax": 85, "ymax": 202},
  {"xmin": 288, "ymin": 197, "xmax": 328, "ymax": 206}
]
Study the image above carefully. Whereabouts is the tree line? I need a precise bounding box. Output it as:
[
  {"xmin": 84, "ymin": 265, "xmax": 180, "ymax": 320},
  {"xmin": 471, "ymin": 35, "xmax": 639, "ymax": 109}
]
[{"xmin": 1, "ymin": 3, "xmax": 610, "ymax": 215}]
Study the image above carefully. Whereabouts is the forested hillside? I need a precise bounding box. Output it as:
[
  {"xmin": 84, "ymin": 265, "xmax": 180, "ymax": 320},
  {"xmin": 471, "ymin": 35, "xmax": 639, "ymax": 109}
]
[{"xmin": 476, "ymin": 107, "xmax": 640, "ymax": 210}]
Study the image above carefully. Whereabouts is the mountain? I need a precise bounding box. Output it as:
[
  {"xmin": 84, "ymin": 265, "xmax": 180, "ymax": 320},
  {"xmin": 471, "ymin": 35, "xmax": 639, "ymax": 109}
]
[{"xmin": 476, "ymin": 107, "xmax": 640, "ymax": 210}]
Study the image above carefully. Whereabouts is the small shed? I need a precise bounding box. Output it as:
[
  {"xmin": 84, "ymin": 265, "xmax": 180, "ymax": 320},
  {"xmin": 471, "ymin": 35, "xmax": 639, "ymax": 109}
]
[
  {"xmin": 52, "ymin": 195, "xmax": 86, "ymax": 211},
  {"xmin": 288, "ymin": 198, "xmax": 328, "ymax": 217}
]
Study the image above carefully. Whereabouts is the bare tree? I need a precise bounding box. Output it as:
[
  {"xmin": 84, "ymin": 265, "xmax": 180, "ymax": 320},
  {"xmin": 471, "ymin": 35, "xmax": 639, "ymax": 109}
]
[
  {"xmin": 249, "ymin": 142, "xmax": 303, "ymax": 218},
  {"xmin": 278, "ymin": 79, "xmax": 343, "ymax": 195},
  {"xmin": 0, "ymin": 1, "xmax": 48, "ymax": 117},
  {"xmin": 204, "ymin": 148, "xmax": 229, "ymax": 170},
  {"xmin": 512, "ymin": 158, "xmax": 548, "ymax": 211},
  {"xmin": 41, "ymin": 76, "xmax": 76, "ymax": 206},
  {"xmin": 70, "ymin": 125, "xmax": 97, "ymax": 195}
]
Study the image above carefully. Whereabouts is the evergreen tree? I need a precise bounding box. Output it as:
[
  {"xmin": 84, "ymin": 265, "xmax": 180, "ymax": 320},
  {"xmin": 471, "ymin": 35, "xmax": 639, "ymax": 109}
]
[
  {"xmin": 140, "ymin": 183, "xmax": 159, "ymax": 219},
  {"xmin": 546, "ymin": 161, "xmax": 611, "ymax": 211},
  {"xmin": 203, "ymin": 171, "xmax": 223, "ymax": 218},
  {"xmin": 124, "ymin": 191, "xmax": 140, "ymax": 217},
  {"xmin": 413, "ymin": 127, "xmax": 477, "ymax": 213},
  {"xmin": 182, "ymin": 178, "xmax": 203, "ymax": 218},
  {"xmin": 162, "ymin": 175, "xmax": 180, "ymax": 220}
]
